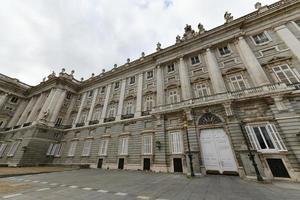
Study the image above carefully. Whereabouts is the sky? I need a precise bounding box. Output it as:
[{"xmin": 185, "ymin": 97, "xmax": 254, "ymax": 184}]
[{"xmin": 0, "ymin": 0, "xmax": 277, "ymax": 86}]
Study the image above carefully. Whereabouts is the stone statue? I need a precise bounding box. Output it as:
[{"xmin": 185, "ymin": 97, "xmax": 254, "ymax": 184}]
[
  {"xmin": 224, "ymin": 11, "xmax": 234, "ymax": 23},
  {"xmin": 61, "ymin": 68, "xmax": 65, "ymax": 73},
  {"xmin": 156, "ymin": 42, "xmax": 161, "ymax": 51},
  {"xmin": 127, "ymin": 58, "xmax": 130, "ymax": 64},
  {"xmin": 102, "ymin": 69, "xmax": 105, "ymax": 73},
  {"xmin": 183, "ymin": 24, "xmax": 195, "ymax": 40},
  {"xmin": 255, "ymin": 2, "xmax": 262, "ymax": 10},
  {"xmin": 81, "ymin": 77, "xmax": 84, "ymax": 81},
  {"xmin": 42, "ymin": 77, "xmax": 46, "ymax": 82},
  {"xmin": 141, "ymin": 52, "xmax": 145, "ymax": 58},
  {"xmin": 71, "ymin": 70, "xmax": 75, "ymax": 75},
  {"xmin": 176, "ymin": 35, "xmax": 181, "ymax": 44},
  {"xmin": 91, "ymin": 73, "xmax": 95, "ymax": 77},
  {"xmin": 198, "ymin": 23, "xmax": 205, "ymax": 34},
  {"xmin": 114, "ymin": 64, "xmax": 117, "ymax": 68}
]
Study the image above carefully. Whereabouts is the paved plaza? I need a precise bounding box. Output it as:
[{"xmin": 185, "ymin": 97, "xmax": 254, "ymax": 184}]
[{"xmin": 0, "ymin": 169, "xmax": 300, "ymax": 200}]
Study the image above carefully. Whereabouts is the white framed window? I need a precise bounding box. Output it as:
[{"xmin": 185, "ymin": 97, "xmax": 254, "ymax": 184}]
[
  {"xmin": 108, "ymin": 105, "xmax": 116, "ymax": 118},
  {"xmin": 167, "ymin": 63, "xmax": 175, "ymax": 73},
  {"xmin": 252, "ymin": 31, "xmax": 271, "ymax": 45},
  {"xmin": 10, "ymin": 96, "xmax": 18, "ymax": 103},
  {"xmin": 168, "ymin": 90, "xmax": 179, "ymax": 104},
  {"xmin": 229, "ymin": 75, "xmax": 247, "ymax": 91},
  {"xmin": 129, "ymin": 76, "xmax": 136, "ymax": 84},
  {"xmin": 245, "ymin": 123, "xmax": 287, "ymax": 153},
  {"xmin": 55, "ymin": 118, "xmax": 63, "ymax": 127},
  {"xmin": 142, "ymin": 135, "xmax": 153, "ymax": 155},
  {"xmin": 218, "ymin": 45, "xmax": 231, "ymax": 56},
  {"xmin": 55, "ymin": 143, "xmax": 64, "ymax": 157},
  {"xmin": 119, "ymin": 137, "xmax": 128, "ymax": 155},
  {"xmin": 7, "ymin": 141, "xmax": 21, "ymax": 157},
  {"xmin": 92, "ymin": 108, "xmax": 101, "ymax": 121},
  {"xmin": 46, "ymin": 143, "xmax": 59, "ymax": 156},
  {"xmin": 114, "ymin": 81, "xmax": 120, "ymax": 90},
  {"xmin": 79, "ymin": 114, "xmax": 87, "ymax": 124},
  {"xmin": 272, "ymin": 64, "xmax": 300, "ymax": 84},
  {"xmin": 170, "ymin": 132, "xmax": 183, "ymax": 154},
  {"xmin": 195, "ymin": 83, "xmax": 210, "ymax": 97},
  {"xmin": 88, "ymin": 90, "xmax": 93, "ymax": 98},
  {"xmin": 190, "ymin": 55, "xmax": 200, "ymax": 65},
  {"xmin": 68, "ymin": 141, "xmax": 77, "ymax": 157},
  {"xmin": 146, "ymin": 70, "xmax": 154, "ymax": 79},
  {"xmin": 0, "ymin": 143, "xmax": 7, "ymax": 157},
  {"xmin": 145, "ymin": 96, "xmax": 154, "ymax": 111},
  {"xmin": 82, "ymin": 140, "xmax": 92, "ymax": 156},
  {"xmin": 100, "ymin": 86, "xmax": 106, "ymax": 94},
  {"xmin": 98, "ymin": 139, "xmax": 109, "ymax": 156},
  {"xmin": 125, "ymin": 101, "xmax": 133, "ymax": 115}
]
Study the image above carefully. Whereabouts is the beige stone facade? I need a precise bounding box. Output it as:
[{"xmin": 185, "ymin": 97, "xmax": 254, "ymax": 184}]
[{"xmin": 0, "ymin": 0, "xmax": 300, "ymax": 181}]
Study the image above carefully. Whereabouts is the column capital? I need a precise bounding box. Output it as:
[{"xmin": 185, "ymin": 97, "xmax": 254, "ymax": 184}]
[{"xmin": 274, "ymin": 24, "xmax": 287, "ymax": 32}]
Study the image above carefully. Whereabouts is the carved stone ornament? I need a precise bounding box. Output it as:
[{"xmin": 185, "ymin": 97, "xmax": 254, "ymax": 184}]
[
  {"xmin": 198, "ymin": 112, "xmax": 222, "ymax": 125},
  {"xmin": 183, "ymin": 24, "xmax": 195, "ymax": 40},
  {"xmin": 255, "ymin": 2, "xmax": 262, "ymax": 10},
  {"xmin": 156, "ymin": 42, "xmax": 161, "ymax": 51},
  {"xmin": 224, "ymin": 11, "xmax": 234, "ymax": 23},
  {"xmin": 176, "ymin": 35, "xmax": 181, "ymax": 44},
  {"xmin": 198, "ymin": 23, "xmax": 205, "ymax": 34}
]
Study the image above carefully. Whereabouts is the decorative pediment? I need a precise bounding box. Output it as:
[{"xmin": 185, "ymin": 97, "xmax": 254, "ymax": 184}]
[
  {"xmin": 125, "ymin": 95, "xmax": 136, "ymax": 100},
  {"xmin": 262, "ymin": 56, "xmax": 292, "ymax": 66},
  {"xmin": 198, "ymin": 112, "xmax": 223, "ymax": 125},
  {"xmin": 165, "ymin": 83, "xmax": 179, "ymax": 90},
  {"xmin": 223, "ymin": 67, "xmax": 245, "ymax": 75},
  {"xmin": 144, "ymin": 90, "xmax": 155, "ymax": 96},
  {"xmin": 192, "ymin": 76, "xmax": 209, "ymax": 83},
  {"xmin": 108, "ymin": 100, "xmax": 118, "ymax": 105}
]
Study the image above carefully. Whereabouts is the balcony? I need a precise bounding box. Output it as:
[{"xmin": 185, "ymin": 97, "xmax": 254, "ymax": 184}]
[
  {"xmin": 55, "ymin": 124, "xmax": 72, "ymax": 129},
  {"xmin": 104, "ymin": 117, "xmax": 115, "ymax": 123},
  {"xmin": 153, "ymin": 83, "xmax": 295, "ymax": 114},
  {"xmin": 75, "ymin": 122, "xmax": 85, "ymax": 127},
  {"xmin": 141, "ymin": 111, "xmax": 151, "ymax": 116},
  {"xmin": 13, "ymin": 125, "xmax": 21, "ymax": 129},
  {"xmin": 23, "ymin": 122, "xmax": 32, "ymax": 127},
  {"xmin": 121, "ymin": 114, "xmax": 134, "ymax": 120},
  {"xmin": 89, "ymin": 120, "xmax": 99, "ymax": 125}
]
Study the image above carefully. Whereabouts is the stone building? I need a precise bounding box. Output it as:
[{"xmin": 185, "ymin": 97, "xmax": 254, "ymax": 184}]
[{"xmin": 0, "ymin": 0, "xmax": 300, "ymax": 181}]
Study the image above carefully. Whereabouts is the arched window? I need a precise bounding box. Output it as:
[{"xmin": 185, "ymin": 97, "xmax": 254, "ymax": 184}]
[{"xmin": 198, "ymin": 113, "xmax": 222, "ymax": 125}]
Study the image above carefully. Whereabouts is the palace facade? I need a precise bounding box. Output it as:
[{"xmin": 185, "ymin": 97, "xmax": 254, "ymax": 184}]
[{"xmin": 1, "ymin": 0, "xmax": 300, "ymax": 181}]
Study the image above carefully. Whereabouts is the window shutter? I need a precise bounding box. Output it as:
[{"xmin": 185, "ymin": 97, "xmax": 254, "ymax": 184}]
[
  {"xmin": 0, "ymin": 144, "xmax": 7, "ymax": 157},
  {"xmin": 55, "ymin": 143, "xmax": 64, "ymax": 157},
  {"xmin": 46, "ymin": 143, "xmax": 53, "ymax": 155},
  {"xmin": 50, "ymin": 144, "xmax": 58, "ymax": 156},
  {"xmin": 99, "ymin": 139, "xmax": 108, "ymax": 155},
  {"xmin": 266, "ymin": 124, "xmax": 287, "ymax": 151},
  {"xmin": 244, "ymin": 126, "xmax": 260, "ymax": 150}
]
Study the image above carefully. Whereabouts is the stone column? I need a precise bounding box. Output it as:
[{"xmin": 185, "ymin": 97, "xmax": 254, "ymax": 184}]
[
  {"xmin": 178, "ymin": 57, "xmax": 192, "ymax": 100},
  {"xmin": 37, "ymin": 89, "xmax": 56, "ymax": 120},
  {"xmin": 235, "ymin": 36, "xmax": 270, "ymax": 86},
  {"xmin": 86, "ymin": 88, "xmax": 99, "ymax": 124},
  {"xmin": 74, "ymin": 92, "xmax": 87, "ymax": 126},
  {"xmin": 45, "ymin": 89, "xmax": 62, "ymax": 122},
  {"xmin": 204, "ymin": 48, "xmax": 227, "ymax": 94},
  {"xmin": 62, "ymin": 96, "xmax": 76, "ymax": 125},
  {"xmin": 26, "ymin": 93, "xmax": 46, "ymax": 123},
  {"xmin": 0, "ymin": 93, "xmax": 8, "ymax": 110},
  {"xmin": 100, "ymin": 84, "xmax": 112, "ymax": 123},
  {"xmin": 116, "ymin": 79, "xmax": 127, "ymax": 121},
  {"xmin": 275, "ymin": 24, "xmax": 300, "ymax": 62},
  {"xmin": 135, "ymin": 73, "xmax": 143, "ymax": 118},
  {"xmin": 17, "ymin": 97, "xmax": 35, "ymax": 125},
  {"xmin": 50, "ymin": 90, "xmax": 67, "ymax": 124},
  {"xmin": 156, "ymin": 65, "xmax": 165, "ymax": 106},
  {"xmin": 7, "ymin": 100, "xmax": 27, "ymax": 127}
]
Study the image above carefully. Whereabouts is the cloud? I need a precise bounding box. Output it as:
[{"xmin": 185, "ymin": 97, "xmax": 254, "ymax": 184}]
[{"xmin": 0, "ymin": 0, "xmax": 277, "ymax": 86}]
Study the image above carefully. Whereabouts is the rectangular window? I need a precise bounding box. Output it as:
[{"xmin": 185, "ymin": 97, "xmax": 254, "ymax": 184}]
[
  {"xmin": 88, "ymin": 90, "xmax": 93, "ymax": 98},
  {"xmin": 80, "ymin": 114, "xmax": 86, "ymax": 123},
  {"xmin": 10, "ymin": 97, "xmax": 18, "ymax": 103},
  {"xmin": 55, "ymin": 143, "xmax": 64, "ymax": 157},
  {"xmin": 68, "ymin": 141, "xmax": 77, "ymax": 157},
  {"xmin": 108, "ymin": 106, "xmax": 115, "ymax": 118},
  {"xmin": 230, "ymin": 75, "xmax": 247, "ymax": 91},
  {"xmin": 245, "ymin": 123, "xmax": 287, "ymax": 153},
  {"xmin": 190, "ymin": 56, "xmax": 200, "ymax": 65},
  {"xmin": 125, "ymin": 101, "xmax": 133, "ymax": 115},
  {"xmin": 252, "ymin": 32, "xmax": 270, "ymax": 45},
  {"xmin": 146, "ymin": 70, "xmax": 154, "ymax": 79},
  {"xmin": 7, "ymin": 141, "xmax": 21, "ymax": 157},
  {"xmin": 92, "ymin": 109, "xmax": 101, "ymax": 121},
  {"xmin": 55, "ymin": 118, "xmax": 63, "ymax": 127},
  {"xmin": 99, "ymin": 139, "xmax": 109, "ymax": 156},
  {"xmin": 0, "ymin": 143, "xmax": 7, "ymax": 157},
  {"xmin": 272, "ymin": 64, "xmax": 300, "ymax": 84},
  {"xmin": 167, "ymin": 63, "xmax": 175, "ymax": 73},
  {"xmin": 169, "ymin": 90, "xmax": 179, "ymax": 104},
  {"xmin": 46, "ymin": 143, "xmax": 54, "ymax": 156},
  {"xmin": 143, "ymin": 135, "xmax": 152, "ymax": 155},
  {"xmin": 101, "ymin": 86, "xmax": 106, "ymax": 94},
  {"xmin": 195, "ymin": 83, "xmax": 210, "ymax": 97},
  {"xmin": 119, "ymin": 137, "xmax": 128, "ymax": 155},
  {"xmin": 114, "ymin": 81, "xmax": 120, "ymax": 90},
  {"xmin": 82, "ymin": 140, "xmax": 92, "ymax": 156},
  {"xmin": 129, "ymin": 76, "xmax": 136, "ymax": 84},
  {"xmin": 218, "ymin": 45, "xmax": 231, "ymax": 56},
  {"xmin": 170, "ymin": 132, "xmax": 183, "ymax": 154},
  {"xmin": 145, "ymin": 96, "xmax": 154, "ymax": 111}
]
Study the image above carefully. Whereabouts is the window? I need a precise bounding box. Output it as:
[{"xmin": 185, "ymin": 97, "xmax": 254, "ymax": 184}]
[
  {"xmin": 108, "ymin": 105, "xmax": 115, "ymax": 118},
  {"xmin": 145, "ymin": 96, "xmax": 154, "ymax": 111},
  {"xmin": 170, "ymin": 132, "xmax": 183, "ymax": 154},
  {"xmin": 190, "ymin": 56, "xmax": 200, "ymax": 65},
  {"xmin": 46, "ymin": 143, "xmax": 54, "ymax": 156},
  {"xmin": 169, "ymin": 90, "xmax": 179, "ymax": 104},
  {"xmin": 66, "ymin": 93, "xmax": 72, "ymax": 100},
  {"xmin": 245, "ymin": 123, "xmax": 287, "ymax": 152},
  {"xmin": 0, "ymin": 143, "xmax": 7, "ymax": 157},
  {"xmin": 129, "ymin": 76, "xmax": 136, "ymax": 84},
  {"xmin": 10, "ymin": 96, "xmax": 18, "ymax": 103},
  {"xmin": 99, "ymin": 139, "xmax": 109, "ymax": 156},
  {"xmin": 125, "ymin": 101, "xmax": 133, "ymax": 115},
  {"xmin": 55, "ymin": 118, "xmax": 63, "ymax": 127},
  {"xmin": 142, "ymin": 135, "xmax": 152, "ymax": 155},
  {"xmin": 0, "ymin": 121, "xmax": 3, "ymax": 128},
  {"xmin": 119, "ymin": 137, "xmax": 128, "ymax": 155},
  {"xmin": 229, "ymin": 75, "xmax": 247, "ymax": 91},
  {"xmin": 100, "ymin": 86, "xmax": 106, "ymax": 94},
  {"xmin": 272, "ymin": 64, "xmax": 300, "ymax": 84},
  {"xmin": 146, "ymin": 70, "xmax": 154, "ymax": 79},
  {"xmin": 295, "ymin": 20, "xmax": 300, "ymax": 27},
  {"xmin": 218, "ymin": 45, "xmax": 231, "ymax": 56},
  {"xmin": 55, "ymin": 143, "xmax": 64, "ymax": 157},
  {"xmin": 5, "ymin": 107, "xmax": 13, "ymax": 111},
  {"xmin": 80, "ymin": 114, "xmax": 86, "ymax": 123},
  {"xmin": 114, "ymin": 81, "xmax": 120, "ymax": 90},
  {"xmin": 252, "ymin": 32, "xmax": 270, "ymax": 45},
  {"xmin": 88, "ymin": 90, "xmax": 93, "ymax": 98},
  {"xmin": 167, "ymin": 63, "xmax": 175, "ymax": 73},
  {"xmin": 68, "ymin": 141, "xmax": 77, "ymax": 157},
  {"xmin": 82, "ymin": 140, "xmax": 92, "ymax": 156},
  {"xmin": 195, "ymin": 83, "xmax": 210, "ymax": 97},
  {"xmin": 7, "ymin": 141, "xmax": 20, "ymax": 157},
  {"xmin": 92, "ymin": 109, "xmax": 101, "ymax": 121}
]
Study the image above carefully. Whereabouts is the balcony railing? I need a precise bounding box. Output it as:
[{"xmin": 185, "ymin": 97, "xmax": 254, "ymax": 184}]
[
  {"xmin": 104, "ymin": 117, "xmax": 115, "ymax": 123},
  {"xmin": 153, "ymin": 83, "xmax": 294, "ymax": 114},
  {"xmin": 75, "ymin": 122, "xmax": 85, "ymax": 127},
  {"xmin": 13, "ymin": 125, "xmax": 21, "ymax": 129},
  {"xmin": 121, "ymin": 114, "xmax": 134, "ymax": 120},
  {"xmin": 141, "ymin": 111, "xmax": 151, "ymax": 116},
  {"xmin": 89, "ymin": 120, "xmax": 99, "ymax": 125},
  {"xmin": 23, "ymin": 122, "xmax": 32, "ymax": 127},
  {"xmin": 55, "ymin": 124, "xmax": 73, "ymax": 129}
]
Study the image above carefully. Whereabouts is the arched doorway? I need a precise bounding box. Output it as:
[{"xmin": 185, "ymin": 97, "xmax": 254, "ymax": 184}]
[{"xmin": 198, "ymin": 113, "xmax": 237, "ymax": 174}]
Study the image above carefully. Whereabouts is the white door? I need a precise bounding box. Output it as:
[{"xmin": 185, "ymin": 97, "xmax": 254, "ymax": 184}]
[{"xmin": 200, "ymin": 128, "xmax": 237, "ymax": 173}]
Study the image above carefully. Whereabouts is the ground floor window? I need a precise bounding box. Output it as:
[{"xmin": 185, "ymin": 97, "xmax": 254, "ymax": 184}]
[
  {"xmin": 98, "ymin": 139, "xmax": 109, "ymax": 156},
  {"xmin": 68, "ymin": 141, "xmax": 77, "ymax": 157},
  {"xmin": 245, "ymin": 123, "xmax": 286, "ymax": 153},
  {"xmin": 170, "ymin": 132, "xmax": 183, "ymax": 154},
  {"xmin": 119, "ymin": 137, "xmax": 128, "ymax": 155},
  {"xmin": 7, "ymin": 141, "xmax": 21, "ymax": 157},
  {"xmin": 46, "ymin": 143, "xmax": 65, "ymax": 157},
  {"xmin": 142, "ymin": 135, "xmax": 152, "ymax": 155},
  {"xmin": 82, "ymin": 140, "xmax": 92, "ymax": 156},
  {"xmin": 0, "ymin": 143, "xmax": 7, "ymax": 157}
]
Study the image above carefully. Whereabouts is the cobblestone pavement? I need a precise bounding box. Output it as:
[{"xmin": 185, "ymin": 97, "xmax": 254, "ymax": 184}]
[{"xmin": 1, "ymin": 169, "xmax": 300, "ymax": 200}]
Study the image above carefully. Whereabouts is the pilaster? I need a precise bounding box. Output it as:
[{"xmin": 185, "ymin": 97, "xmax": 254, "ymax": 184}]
[
  {"xmin": 87, "ymin": 88, "xmax": 99, "ymax": 124},
  {"xmin": 156, "ymin": 65, "xmax": 165, "ymax": 106},
  {"xmin": 100, "ymin": 84, "xmax": 112, "ymax": 123},
  {"xmin": 50, "ymin": 89, "xmax": 67, "ymax": 124},
  {"xmin": 135, "ymin": 73, "xmax": 143, "ymax": 118},
  {"xmin": 116, "ymin": 79, "xmax": 127, "ymax": 121},
  {"xmin": 7, "ymin": 100, "xmax": 27, "ymax": 127},
  {"xmin": 74, "ymin": 92, "xmax": 87, "ymax": 126},
  {"xmin": 26, "ymin": 93, "xmax": 46, "ymax": 123},
  {"xmin": 178, "ymin": 57, "xmax": 192, "ymax": 100}
]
